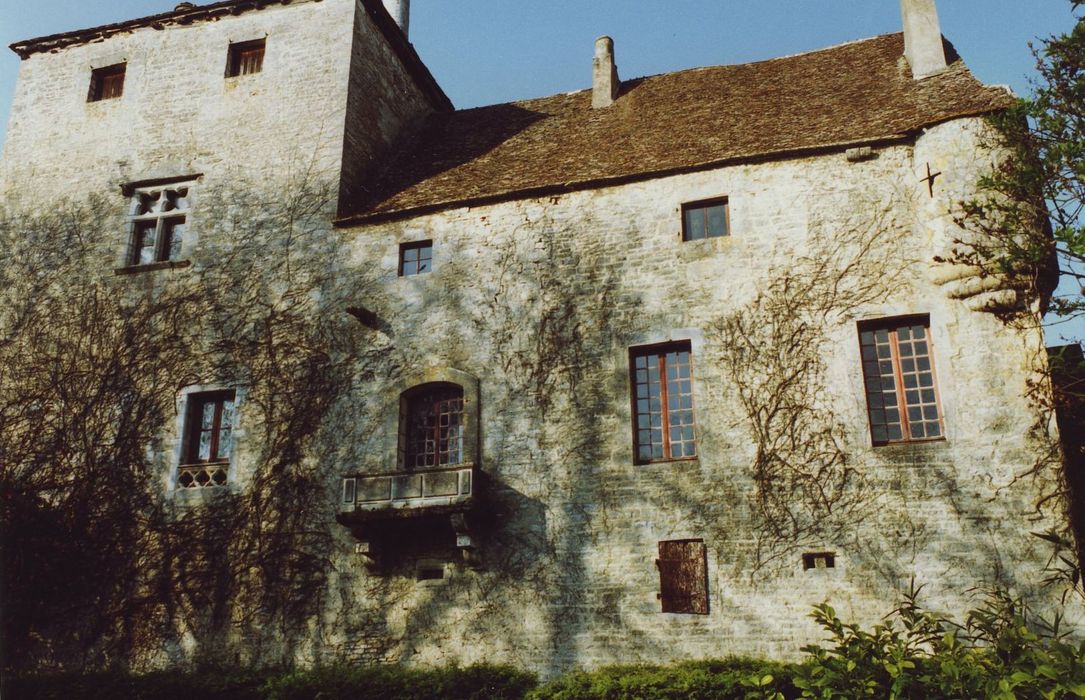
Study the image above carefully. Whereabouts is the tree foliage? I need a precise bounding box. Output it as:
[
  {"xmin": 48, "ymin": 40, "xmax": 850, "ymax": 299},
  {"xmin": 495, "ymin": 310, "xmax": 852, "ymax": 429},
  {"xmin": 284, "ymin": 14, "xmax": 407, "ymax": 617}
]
[{"xmin": 958, "ymin": 3, "xmax": 1085, "ymax": 323}]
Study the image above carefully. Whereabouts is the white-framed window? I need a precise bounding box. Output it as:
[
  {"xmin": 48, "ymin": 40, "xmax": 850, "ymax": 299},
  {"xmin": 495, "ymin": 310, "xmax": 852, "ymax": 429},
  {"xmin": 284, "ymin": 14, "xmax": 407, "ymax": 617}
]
[{"xmin": 173, "ymin": 386, "xmax": 241, "ymax": 490}]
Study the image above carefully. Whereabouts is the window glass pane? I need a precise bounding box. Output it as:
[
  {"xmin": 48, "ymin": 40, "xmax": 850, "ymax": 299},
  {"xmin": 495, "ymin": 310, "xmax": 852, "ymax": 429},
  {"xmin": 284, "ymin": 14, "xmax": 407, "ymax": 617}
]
[
  {"xmin": 684, "ymin": 209, "xmax": 705, "ymax": 240},
  {"xmin": 859, "ymin": 318, "xmax": 942, "ymax": 444},
  {"xmin": 163, "ymin": 218, "xmax": 185, "ymax": 260},
  {"xmin": 134, "ymin": 222, "xmax": 157, "ymax": 265},
  {"xmin": 705, "ymin": 204, "xmax": 728, "ymax": 237}
]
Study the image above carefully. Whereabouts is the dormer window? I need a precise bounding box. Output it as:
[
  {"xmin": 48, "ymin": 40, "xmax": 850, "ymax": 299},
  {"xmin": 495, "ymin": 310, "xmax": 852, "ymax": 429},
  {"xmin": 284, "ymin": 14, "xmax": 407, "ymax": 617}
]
[
  {"xmin": 226, "ymin": 39, "xmax": 265, "ymax": 77},
  {"xmin": 88, "ymin": 63, "xmax": 125, "ymax": 102}
]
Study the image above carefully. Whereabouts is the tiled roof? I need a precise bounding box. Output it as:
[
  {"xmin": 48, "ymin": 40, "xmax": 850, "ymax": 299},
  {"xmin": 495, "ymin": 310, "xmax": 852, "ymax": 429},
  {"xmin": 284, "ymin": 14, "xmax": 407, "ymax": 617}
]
[{"xmin": 341, "ymin": 33, "xmax": 1012, "ymax": 224}]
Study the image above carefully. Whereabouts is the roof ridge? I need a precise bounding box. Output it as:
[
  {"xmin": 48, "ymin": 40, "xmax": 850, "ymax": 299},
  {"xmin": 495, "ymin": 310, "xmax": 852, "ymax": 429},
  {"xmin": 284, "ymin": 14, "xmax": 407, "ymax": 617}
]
[{"xmin": 460, "ymin": 32, "xmax": 906, "ymax": 114}]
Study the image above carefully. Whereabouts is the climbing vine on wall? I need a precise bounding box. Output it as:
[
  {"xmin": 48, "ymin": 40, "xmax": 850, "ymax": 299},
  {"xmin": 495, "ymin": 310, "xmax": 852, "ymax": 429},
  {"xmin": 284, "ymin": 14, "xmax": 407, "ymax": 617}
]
[
  {"xmin": 709, "ymin": 204, "xmax": 908, "ymax": 565},
  {"xmin": 0, "ymin": 168, "xmax": 381, "ymax": 672}
]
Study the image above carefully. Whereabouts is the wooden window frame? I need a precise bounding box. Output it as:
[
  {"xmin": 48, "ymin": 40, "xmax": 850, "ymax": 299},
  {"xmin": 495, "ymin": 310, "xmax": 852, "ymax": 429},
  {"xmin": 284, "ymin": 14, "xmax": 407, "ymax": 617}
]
[
  {"xmin": 399, "ymin": 240, "xmax": 433, "ymax": 277},
  {"xmin": 630, "ymin": 341, "xmax": 698, "ymax": 464},
  {"xmin": 226, "ymin": 38, "xmax": 266, "ymax": 77},
  {"xmin": 401, "ymin": 383, "xmax": 465, "ymax": 469},
  {"xmin": 87, "ymin": 63, "xmax": 126, "ymax": 102},
  {"xmin": 177, "ymin": 390, "xmax": 236, "ymax": 489},
  {"xmin": 681, "ymin": 197, "xmax": 730, "ymax": 241},
  {"xmin": 858, "ymin": 315, "xmax": 945, "ymax": 446},
  {"xmin": 657, "ymin": 539, "xmax": 709, "ymax": 615}
]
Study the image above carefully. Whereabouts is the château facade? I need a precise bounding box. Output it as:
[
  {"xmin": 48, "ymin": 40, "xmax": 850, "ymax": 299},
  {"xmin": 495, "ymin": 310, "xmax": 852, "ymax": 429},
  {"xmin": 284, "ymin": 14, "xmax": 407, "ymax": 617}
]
[{"xmin": 0, "ymin": 0, "xmax": 1074, "ymax": 677}]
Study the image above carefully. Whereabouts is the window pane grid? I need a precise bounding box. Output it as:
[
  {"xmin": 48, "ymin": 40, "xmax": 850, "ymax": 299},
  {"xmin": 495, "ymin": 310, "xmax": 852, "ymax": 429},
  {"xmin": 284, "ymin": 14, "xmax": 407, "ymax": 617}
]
[
  {"xmin": 407, "ymin": 389, "xmax": 464, "ymax": 468},
  {"xmin": 399, "ymin": 241, "xmax": 433, "ymax": 276},
  {"xmin": 237, "ymin": 47, "xmax": 264, "ymax": 75},
  {"xmin": 860, "ymin": 320, "xmax": 943, "ymax": 445},
  {"xmin": 180, "ymin": 392, "xmax": 235, "ymax": 489},
  {"xmin": 227, "ymin": 39, "xmax": 266, "ymax": 77},
  {"xmin": 632, "ymin": 344, "xmax": 696, "ymax": 462},
  {"xmin": 88, "ymin": 64, "xmax": 125, "ymax": 102}
]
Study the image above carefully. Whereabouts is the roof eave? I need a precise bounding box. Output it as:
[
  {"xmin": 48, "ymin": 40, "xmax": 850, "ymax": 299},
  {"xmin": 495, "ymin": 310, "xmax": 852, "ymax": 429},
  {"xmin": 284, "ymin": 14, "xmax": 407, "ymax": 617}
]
[{"xmin": 335, "ymin": 127, "xmax": 958, "ymax": 228}]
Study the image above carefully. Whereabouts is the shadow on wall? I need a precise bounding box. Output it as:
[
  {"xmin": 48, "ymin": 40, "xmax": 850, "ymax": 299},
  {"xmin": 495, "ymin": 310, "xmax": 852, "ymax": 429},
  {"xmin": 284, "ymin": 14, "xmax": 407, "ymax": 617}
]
[{"xmin": 353, "ymin": 104, "xmax": 548, "ymax": 212}]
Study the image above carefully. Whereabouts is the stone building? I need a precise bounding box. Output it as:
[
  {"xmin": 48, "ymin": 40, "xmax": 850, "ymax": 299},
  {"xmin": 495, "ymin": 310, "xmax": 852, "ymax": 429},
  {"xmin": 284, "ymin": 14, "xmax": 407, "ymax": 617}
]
[{"xmin": 0, "ymin": 0, "xmax": 1073, "ymax": 677}]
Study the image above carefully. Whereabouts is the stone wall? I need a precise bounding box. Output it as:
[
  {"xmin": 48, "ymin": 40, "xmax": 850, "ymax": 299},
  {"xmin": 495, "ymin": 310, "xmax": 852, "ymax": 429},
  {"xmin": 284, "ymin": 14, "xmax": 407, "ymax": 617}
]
[
  {"xmin": 0, "ymin": 0, "xmax": 432, "ymax": 216},
  {"xmin": 326, "ymin": 118, "xmax": 1069, "ymax": 675},
  {"xmin": 0, "ymin": 0, "xmax": 1072, "ymax": 675}
]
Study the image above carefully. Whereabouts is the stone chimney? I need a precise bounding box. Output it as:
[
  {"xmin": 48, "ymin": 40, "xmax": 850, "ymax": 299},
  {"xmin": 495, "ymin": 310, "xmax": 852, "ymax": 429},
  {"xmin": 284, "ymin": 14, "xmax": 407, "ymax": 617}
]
[
  {"xmin": 901, "ymin": 0, "xmax": 947, "ymax": 79},
  {"xmin": 592, "ymin": 36, "xmax": 620, "ymax": 109},
  {"xmin": 383, "ymin": 0, "xmax": 410, "ymax": 37}
]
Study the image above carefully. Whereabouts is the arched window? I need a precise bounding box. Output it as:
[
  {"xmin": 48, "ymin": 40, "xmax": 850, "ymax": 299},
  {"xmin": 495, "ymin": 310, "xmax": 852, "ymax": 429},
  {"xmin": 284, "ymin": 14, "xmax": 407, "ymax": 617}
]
[{"xmin": 401, "ymin": 383, "xmax": 465, "ymax": 468}]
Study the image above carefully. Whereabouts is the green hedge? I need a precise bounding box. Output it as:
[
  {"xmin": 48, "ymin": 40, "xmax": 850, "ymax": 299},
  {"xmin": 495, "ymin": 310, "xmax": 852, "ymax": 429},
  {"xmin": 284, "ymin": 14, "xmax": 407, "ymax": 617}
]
[
  {"xmin": 526, "ymin": 658, "xmax": 798, "ymax": 700},
  {"xmin": 2, "ymin": 664, "xmax": 536, "ymax": 700},
  {"xmin": 0, "ymin": 669, "xmax": 270, "ymax": 700},
  {"xmin": 261, "ymin": 663, "xmax": 536, "ymax": 700}
]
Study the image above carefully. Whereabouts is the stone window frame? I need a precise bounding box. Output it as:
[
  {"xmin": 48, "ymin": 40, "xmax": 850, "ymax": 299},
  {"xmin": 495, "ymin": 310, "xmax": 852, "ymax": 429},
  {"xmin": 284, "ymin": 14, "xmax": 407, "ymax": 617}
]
[
  {"xmin": 386, "ymin": 367, "xmax": 480, "ymax": 472},
  {"xmin": 629, "ymin": 341, "xmax": 698, "ymax": 464},
  {"xmin": 225, "ymin": 37, "xmax": 267, "ymax": 78},
  {"xmin": 681, "ymin": 196, "xmax": 730, "ymax": 241},
  {"xmin": 169, "ymin": 384, "xmax": 246, "ymax": 496},
  {"xmin": 116, "ymin": 175, "xmax": 201, "ymax": 273},
  {"xmin": 857, "ymin": 314, "xmax": 946, "ymax": 446},
  {"xmin": 87, "ymin": 62, "xmax": 126, "ymax": 102}
]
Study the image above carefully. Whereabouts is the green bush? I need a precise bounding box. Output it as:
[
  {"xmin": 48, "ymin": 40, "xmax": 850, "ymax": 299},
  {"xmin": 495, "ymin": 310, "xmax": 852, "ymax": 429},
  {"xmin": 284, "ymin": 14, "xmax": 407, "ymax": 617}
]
[
  {"xmin": 260, "ymin": 663, "xmax": 537, "ymax": 700},
  {"xmin": 795, "ymin": 588, "xmax": 1085, "ymax": 699},
  {"xmin": 527, "ymin": 657, "xmax": 799, "ymax": 700},
  {"xmin": 8, "ymin": 590, "xmax": 1085, "ymax": 700},
  {"xmin": 1, "ymin": 669, "xmax": 270, "ymax": 700}
]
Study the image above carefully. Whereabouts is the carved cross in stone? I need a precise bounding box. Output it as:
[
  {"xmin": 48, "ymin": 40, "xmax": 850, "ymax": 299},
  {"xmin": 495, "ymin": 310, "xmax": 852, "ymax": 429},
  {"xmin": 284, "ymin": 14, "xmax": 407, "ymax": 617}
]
[{"xmin": 921, "ymin": 162, "xmax": 942, "ymax": 197}]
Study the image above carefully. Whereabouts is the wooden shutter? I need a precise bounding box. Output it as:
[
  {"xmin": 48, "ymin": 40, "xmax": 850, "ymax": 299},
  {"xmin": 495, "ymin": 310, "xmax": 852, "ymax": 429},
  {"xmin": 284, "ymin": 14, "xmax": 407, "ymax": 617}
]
[{"xmin": 657, "ymin": 539, "xmax": 708, "ymax": 614}]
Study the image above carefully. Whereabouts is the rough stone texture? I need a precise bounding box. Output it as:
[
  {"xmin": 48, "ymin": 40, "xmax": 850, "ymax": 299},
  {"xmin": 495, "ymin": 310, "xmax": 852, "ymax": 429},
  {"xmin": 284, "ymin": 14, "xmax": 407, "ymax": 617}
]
[
  {"xmin": 0, "ymin": 0, "xmax": 432, "ymax": 214},
  {"xmin": 0, "ymin": 0, "xmax": 1073, "ymax": 681},
  {"xmin": 329, "ymin": 121, "xmax": 1071, "ymax": 675},
  {"xmin": 901, "ymin": 0, "xmax": 948, "ymax": 79}
]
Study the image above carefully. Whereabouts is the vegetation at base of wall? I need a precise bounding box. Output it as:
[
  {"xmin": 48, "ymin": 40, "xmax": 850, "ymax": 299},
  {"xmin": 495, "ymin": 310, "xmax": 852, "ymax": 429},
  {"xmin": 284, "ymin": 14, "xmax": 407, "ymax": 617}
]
[
  {"xmin": 9, "ymin": 585, "xmax": 1085, "ymax": 700},
  {"xmin": 2, "ymin": 664, "xmax": 536, "ymax": 700},
  {"xmin": 526, "ymin": 658, "xmax": 799, "ymax": 700},
  {"xmin": 261, "ymin": 663, "xmax": 538, "ymax": 700},
  {"xmin": 0, "ymin": 669, "xmax": 271, "ymax": 700}
]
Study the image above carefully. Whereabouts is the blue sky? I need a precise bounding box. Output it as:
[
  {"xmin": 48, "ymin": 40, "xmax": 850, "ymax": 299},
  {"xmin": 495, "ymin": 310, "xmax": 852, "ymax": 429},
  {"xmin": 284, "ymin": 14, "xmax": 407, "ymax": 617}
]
[{"xmin": 0, "ymin": 0, "xmax": 1081, "ymax": 340}]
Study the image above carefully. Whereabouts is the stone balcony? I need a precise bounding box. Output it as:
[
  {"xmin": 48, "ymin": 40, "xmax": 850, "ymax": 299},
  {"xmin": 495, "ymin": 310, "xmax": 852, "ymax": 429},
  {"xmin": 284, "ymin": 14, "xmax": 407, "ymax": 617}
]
[
  {"xmin": 335, "ymin": 464, "xmax": 481, "ymax": 567},
  {"xmin": 338, "ymin": 464, "xmax": 475, "ymax": 519}
]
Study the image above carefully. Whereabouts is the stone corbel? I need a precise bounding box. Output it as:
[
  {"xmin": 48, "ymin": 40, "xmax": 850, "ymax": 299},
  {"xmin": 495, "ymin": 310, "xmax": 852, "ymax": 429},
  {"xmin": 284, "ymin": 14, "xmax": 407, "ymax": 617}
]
[
  {"xmin": 450, "ymin": 512, "xmax": 481, "ymax": 569},
  {"xmin": 351, "ymin": 531, "xmax": 382, "ymax": 571}
]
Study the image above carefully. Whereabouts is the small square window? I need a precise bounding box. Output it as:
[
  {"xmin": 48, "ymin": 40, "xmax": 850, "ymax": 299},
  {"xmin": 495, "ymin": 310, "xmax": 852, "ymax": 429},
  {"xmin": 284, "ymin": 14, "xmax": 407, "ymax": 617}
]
[
  {"xmin": 399, "ymin": 240, "xmax": 433, "ymax": 276},
  {"xmin": 88, "ymin": 63, "xmax": 126, "ymax": 102},
  {"xmin": 802, "ymin": 552, "xmax": 836, "ymax": 571},
  {"xmin": 126, "ymin": 183, "xmax": 193, "ymax": 266},
  {"xmin": 178, "ymin": 390, "xmax": 236, "ymax": 489},
  {"xmin": 682, "ymin": 198, "xmax": 729, "ymax": 241},
  {"xmin": 226, "ymin": 39, "xmax": 266, "ymax": 77}
]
